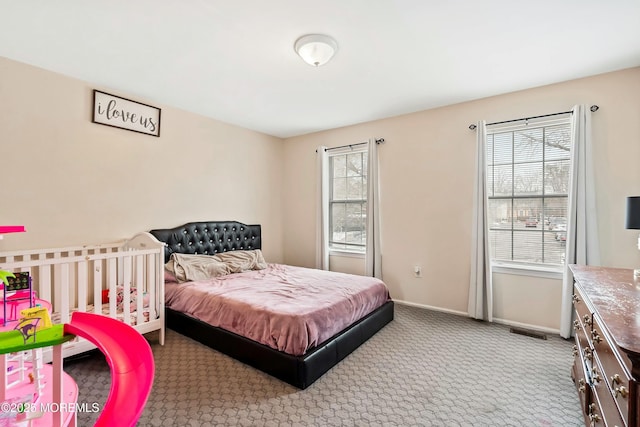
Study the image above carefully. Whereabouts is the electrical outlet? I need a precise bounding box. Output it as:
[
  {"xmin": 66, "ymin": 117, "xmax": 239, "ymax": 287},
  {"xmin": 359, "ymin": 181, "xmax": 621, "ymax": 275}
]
[{"xmin": 414, "ymin": 265, "xmax": 421, "ymax": 278}]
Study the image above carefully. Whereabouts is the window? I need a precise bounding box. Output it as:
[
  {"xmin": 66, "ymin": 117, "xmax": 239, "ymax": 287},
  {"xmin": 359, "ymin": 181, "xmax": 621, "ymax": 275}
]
[
  {"xmin": 329, "ymin": 149, "xmax": 368, "ymax": 252},
  {"xmin": 486, "ymin": 118, "xmax": 571, "ymax": 266}
]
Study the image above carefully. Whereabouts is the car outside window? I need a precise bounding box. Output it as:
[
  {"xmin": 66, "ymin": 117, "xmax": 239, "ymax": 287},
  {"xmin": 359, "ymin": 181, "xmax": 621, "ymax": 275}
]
[{"xmin": 486, "ymin": 118, "xmax": 571, "ymax": 266}]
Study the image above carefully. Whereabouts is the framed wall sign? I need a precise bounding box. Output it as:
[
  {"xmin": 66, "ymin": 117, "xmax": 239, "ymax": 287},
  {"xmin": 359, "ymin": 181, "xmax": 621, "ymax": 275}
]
[{"xmin": 92, "ymin": 90, "xmax": 161, "ymax": 137}]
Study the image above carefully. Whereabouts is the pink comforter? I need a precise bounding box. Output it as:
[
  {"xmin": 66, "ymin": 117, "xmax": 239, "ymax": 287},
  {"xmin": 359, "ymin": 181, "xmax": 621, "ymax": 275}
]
[{"xmin": 165, "ymin": 263, "xmax": 390, "ymax": 356}]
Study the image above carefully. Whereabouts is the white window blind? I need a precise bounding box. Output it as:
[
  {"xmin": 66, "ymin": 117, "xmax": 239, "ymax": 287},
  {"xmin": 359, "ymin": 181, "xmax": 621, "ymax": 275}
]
[
  {"xmin": 329, "ymin": 149, "xmax": 368, "ymax": 252},
  {"xmin": 487, "ymin": 117, "xmax": 571, "ymax": 266}
]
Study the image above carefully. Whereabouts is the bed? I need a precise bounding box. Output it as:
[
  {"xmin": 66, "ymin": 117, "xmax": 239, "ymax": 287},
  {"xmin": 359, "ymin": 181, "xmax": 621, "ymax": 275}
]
[
  {"xmin": 0, "ymin": 234, "xmax": 166, "ymax": 362},
  {"xmin": 148, "ymin": 220, "xmax": 394, "ymax": 389}
]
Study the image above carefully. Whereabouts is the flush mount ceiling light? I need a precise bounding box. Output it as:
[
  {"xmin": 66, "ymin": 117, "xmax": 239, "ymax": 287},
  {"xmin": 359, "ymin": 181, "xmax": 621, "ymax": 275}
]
[{"xmin": 294, "ymin": 34, "xmax": 338, "ymax": 67}]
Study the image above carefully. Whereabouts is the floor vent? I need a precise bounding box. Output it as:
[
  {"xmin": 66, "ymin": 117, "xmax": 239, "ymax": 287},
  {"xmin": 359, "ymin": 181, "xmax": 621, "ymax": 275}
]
[{"xmin": 510, "ymin": 327, "xmax": 547, "ymax": 340}]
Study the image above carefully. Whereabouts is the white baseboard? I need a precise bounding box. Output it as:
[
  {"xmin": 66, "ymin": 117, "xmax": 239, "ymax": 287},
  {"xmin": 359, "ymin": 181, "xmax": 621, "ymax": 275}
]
[
  {"xmin": 392, "ymin": 299, "xmax": 468, "ymax": 317},
  {"xmin": 493, "ymin": 317, "xmax": 560, "ymax": 335},
  {"xmin": 393, "ymin": 299, "xmax": 560, "ymax": 335}
]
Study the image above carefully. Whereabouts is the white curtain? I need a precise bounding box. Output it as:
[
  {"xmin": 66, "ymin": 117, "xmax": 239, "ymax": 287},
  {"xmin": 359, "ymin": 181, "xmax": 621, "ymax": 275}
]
[
  {"xmin": 316, "ymin": 146, "xmax": 330, "ymax": 270},
  {"xmin": 365, "ymin": 138, "xmax": 382, "ymax": 278},
  {"xmin": 559, "ymin": 105, "xmax": 601, "ymax": 338},
  {"xmin": 468, "ymin": 121, "xmax": 493, "ymax": 321}
]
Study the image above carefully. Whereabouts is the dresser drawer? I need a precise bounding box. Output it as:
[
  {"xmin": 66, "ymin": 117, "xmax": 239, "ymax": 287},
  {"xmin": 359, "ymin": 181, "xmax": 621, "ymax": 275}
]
[
  {"xmin": 590, "ymin": 378, "xmax": 626, "ymax": 427},
  {"xmin": 573, "ymin": 288, "xmax": 593, "ymax": 335},
  {"xmin": 573, "ymin": 335, "xmax": 591, "ymax": 413},
  {"xmin": 591, "ymin": 316, "xmax": 633, "ymax": 374},
  {"xmin": 573, "ymin": 315, "xmax": 595, "ymax": 376},
  {"xmin": 592, "ymin": 316, "xmax": 632, "ymax": 426}
]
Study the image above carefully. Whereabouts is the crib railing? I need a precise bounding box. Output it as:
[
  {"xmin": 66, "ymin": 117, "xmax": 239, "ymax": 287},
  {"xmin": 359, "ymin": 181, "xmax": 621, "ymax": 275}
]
[{"xmin": 0, "ymin": 239, "xmax": 165, "ymax": 359}]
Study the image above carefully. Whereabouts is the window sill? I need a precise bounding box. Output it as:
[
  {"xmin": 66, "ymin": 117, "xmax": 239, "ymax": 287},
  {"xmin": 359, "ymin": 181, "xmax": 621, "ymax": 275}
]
[
  {"xmin": 329, "ymin": 250, "xmax": 365, "ymax": 259},
  {"xmin": 491, "ymin": 262, "xmax": 563, "ymax": 280}
]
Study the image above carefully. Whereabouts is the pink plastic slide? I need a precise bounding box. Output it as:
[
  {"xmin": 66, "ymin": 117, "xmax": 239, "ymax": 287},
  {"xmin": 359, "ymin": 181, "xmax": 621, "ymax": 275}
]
[{"xmin": 64, "ymin": 312, "xmax": 155, "ymax": 427}]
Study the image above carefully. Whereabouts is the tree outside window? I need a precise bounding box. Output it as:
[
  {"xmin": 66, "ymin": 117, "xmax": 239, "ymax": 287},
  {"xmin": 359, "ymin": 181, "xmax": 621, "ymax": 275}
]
[
  {"xmin": 329, "ymin": 150, "xmax": 367, "ymax": 252},
  {"xmin": 487, "ymin": 121, "xmax": 571, "ymax": 266}
]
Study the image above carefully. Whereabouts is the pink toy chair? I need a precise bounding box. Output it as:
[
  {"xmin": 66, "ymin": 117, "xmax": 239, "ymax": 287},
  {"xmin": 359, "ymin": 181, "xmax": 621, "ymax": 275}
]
[
  {"xmin": 1, "ymin": 272, "xmax": 36, "ymax": 324},
  {"xmin": 6, "ymin": 290, "xmax": 38, "ymax": 319}
]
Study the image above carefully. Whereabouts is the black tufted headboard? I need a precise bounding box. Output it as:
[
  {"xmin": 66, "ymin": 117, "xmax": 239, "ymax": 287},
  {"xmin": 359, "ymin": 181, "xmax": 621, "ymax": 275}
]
[{"xmin": 149, "ymin": 221, "xmax": 262, "ymax": 263}]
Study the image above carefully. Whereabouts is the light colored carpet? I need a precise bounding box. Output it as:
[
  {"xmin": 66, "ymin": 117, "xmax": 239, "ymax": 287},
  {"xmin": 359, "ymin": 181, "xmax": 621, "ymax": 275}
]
[{"xmin": 64, "ymin": 304, "xmax": 583, "ymax": 426}]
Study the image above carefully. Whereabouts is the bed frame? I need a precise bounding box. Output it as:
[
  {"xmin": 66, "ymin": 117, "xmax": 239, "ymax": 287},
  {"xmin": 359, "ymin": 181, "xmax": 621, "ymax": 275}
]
[{"xmin": 149, "ymin": 220, "xmax": 394, "ymax": 389}]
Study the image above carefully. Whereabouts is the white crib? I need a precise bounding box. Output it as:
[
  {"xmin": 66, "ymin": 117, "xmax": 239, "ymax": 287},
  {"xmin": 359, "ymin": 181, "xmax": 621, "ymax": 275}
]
[{"xmin": 0, "ymin": 232, "xmax": 165, "ymax": 362}]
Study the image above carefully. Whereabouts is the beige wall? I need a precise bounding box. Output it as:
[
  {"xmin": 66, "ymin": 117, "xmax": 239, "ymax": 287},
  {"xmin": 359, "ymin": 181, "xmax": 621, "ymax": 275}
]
[
  {"xmin": 283, "ymin": 67, "xmax": 640, "ymax": 330},
  {"xmin": 3, "ymin": 54, "xmax": 639, "ymax": 331},
  {"xmin": 329, "ymin": 254, "xmax": 365, "ymax": 276},
  {"xmin": 0, "ymin": 56, "xmax": 285, "ymax": 263},
  {"xmin": 492, "ymin": 272, "xmax": 562, "ymax": 332}
]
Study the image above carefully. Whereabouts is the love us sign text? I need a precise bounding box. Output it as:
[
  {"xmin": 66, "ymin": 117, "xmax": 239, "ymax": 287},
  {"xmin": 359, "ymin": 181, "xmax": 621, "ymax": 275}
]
[{"xmin": 92, "ymin": 90, "xmax": 161, "ymax": 137}]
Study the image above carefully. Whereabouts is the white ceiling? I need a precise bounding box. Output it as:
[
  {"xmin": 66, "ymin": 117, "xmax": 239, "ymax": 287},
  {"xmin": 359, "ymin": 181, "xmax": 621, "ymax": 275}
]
[{"xmin": 1, "ymin": 1, "xmax": 639, "ymax": 138}]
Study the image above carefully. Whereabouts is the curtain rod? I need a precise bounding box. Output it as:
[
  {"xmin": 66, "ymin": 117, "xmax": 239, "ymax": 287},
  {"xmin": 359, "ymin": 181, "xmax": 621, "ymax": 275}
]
[
  {"xmin": 468, "ymin": 105, "xmax": 599, "ymax": 130},
  {"xmin": 319, "ymin": 138, "xmax": 385, "ymax": 153}
]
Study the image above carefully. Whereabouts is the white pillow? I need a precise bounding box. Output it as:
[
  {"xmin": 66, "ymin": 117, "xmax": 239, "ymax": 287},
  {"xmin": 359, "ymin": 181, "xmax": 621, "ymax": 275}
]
[
  {"xmin": 165, "ymin": 253, "xmax": 231, "ymax": 282},
  {"xmin": 212, "ymin": 249, "xmax": 267, "ymax": 273}
]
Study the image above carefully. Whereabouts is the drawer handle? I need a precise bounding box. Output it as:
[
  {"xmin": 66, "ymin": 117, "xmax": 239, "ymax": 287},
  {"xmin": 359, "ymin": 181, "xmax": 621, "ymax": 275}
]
[
  {"xmin": 615, "ymin": 385, "xmax": 628, "ymax": 399},
  {"xmin": 572, "ymin": 294, "xmax": 580, "ymax": 304},
  {"xmin": 591, "ymin": 367, "xmax": 601, "ymax": 384},
  {"xmin": 573, "ymin": 320, "xmax": 580, "ymax": 330},
  {"xmin": 583, "ymin": 314, "xmax": 592, "ymax": 326},
  {"xmin": 590, "ymin": 329, "xmax": 602, "ymax": 344},
  {"xmin": 578, "ymin": 378, "xmax": 586, "ymax": 394},
  {"xmin": 572, "ymin": 345, "xmax": 578, "ymax": 356},
  {"xmin": 611, "ymin": 373, "xmax": 621, "ymax": 387},
  {"xmin": 588, "ymin": 403, "xmax": 601, "ymax": 425},
  {"xmin": 583, "ymin": 348, "xmax": 593, "ymax": 361}
]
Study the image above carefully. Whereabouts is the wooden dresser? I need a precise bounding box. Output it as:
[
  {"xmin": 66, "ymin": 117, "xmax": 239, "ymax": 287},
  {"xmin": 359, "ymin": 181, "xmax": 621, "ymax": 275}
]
[{"xmin": 570, "ymin": 265, "xmax": 640, "ymax": 427}]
